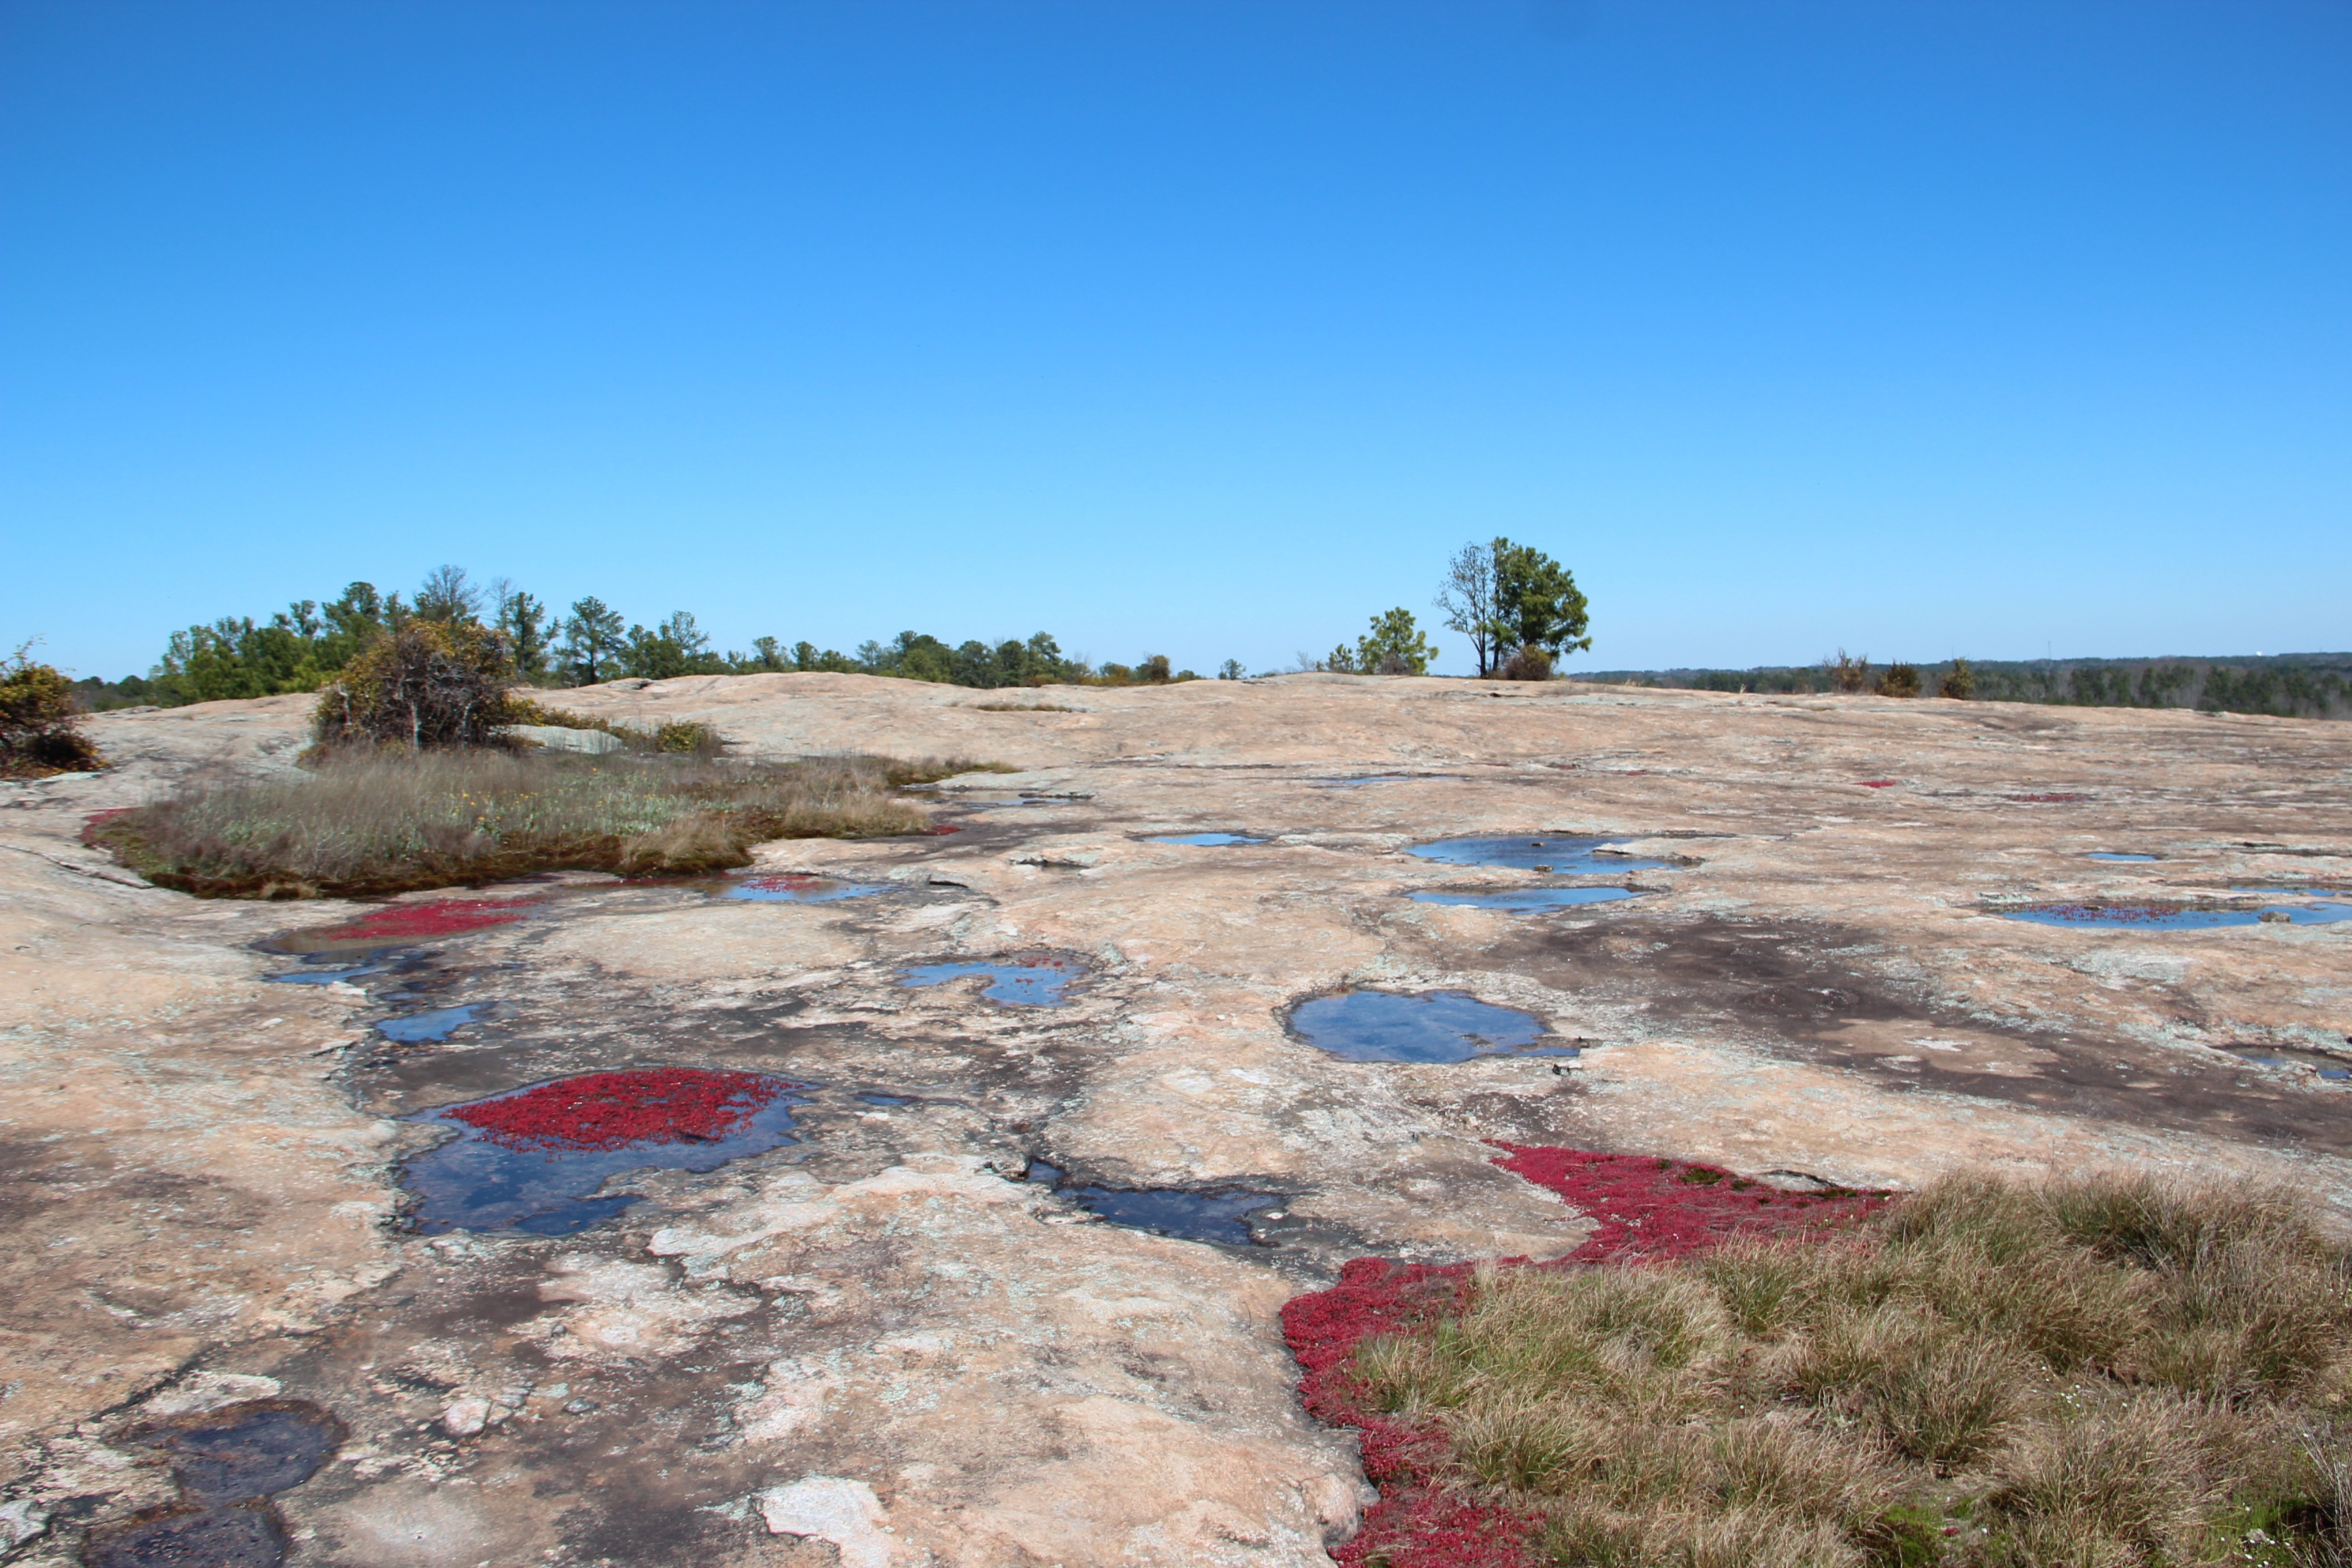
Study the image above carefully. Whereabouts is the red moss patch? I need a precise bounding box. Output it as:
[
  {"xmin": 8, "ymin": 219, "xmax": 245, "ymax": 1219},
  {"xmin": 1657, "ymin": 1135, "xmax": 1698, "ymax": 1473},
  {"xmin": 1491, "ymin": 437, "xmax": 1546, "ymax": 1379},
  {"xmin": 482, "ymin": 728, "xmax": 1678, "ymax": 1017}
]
[
  {"xmin": 448, "ymin": 1068, "xmax": 789, "ymax": 1152},
  {"xmin": 1281, "ymin": 1147, "xmax": 1893, "ymax": 1565},
  {"xmin": 313, "ymin": 898, "xmax": 537, "ymax": 942},
  {"xmin": 80, "ymin": 807, "xmax": 136, "ymax": 847},
  {"xmin": 1856, "ymin": 779, "xmax": 1899, "ymax": 788}
]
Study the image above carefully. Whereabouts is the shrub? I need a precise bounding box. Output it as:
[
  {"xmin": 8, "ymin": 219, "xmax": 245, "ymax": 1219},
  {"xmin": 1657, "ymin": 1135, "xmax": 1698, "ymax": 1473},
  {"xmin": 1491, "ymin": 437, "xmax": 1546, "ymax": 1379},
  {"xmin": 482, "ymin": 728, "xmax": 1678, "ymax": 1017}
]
[
  {"xmin": 314, "ymin": 621, "xmax": 522, "ymax": 749},
  {"xmin": 0, "ymin": 644, "xmax": 105, "ymax": 777},
  {"xmin": 1940, "ymin": 658, "xmax": 1976, "ymax": 700},
  {"xmin": 92, "ymin": 746, "xmax": 946, "ymax": 897},
  {"xmin": 1878, "ymin": 662, "xmax": 1923, "ymax": 698},
  {"xmin": 1825, "ymin": 649, "xmax": 1872, "ymax": 693},
  {"xmin": 1499, "ymin": 644, "xmax": 1555, "ymax": 681}
]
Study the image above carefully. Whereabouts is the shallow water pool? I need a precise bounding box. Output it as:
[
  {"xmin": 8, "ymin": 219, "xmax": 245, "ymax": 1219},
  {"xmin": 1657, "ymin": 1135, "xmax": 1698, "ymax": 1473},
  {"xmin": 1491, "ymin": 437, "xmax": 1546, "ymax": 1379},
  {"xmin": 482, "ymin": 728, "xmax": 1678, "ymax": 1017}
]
[{"xmin": 1289, "ymin": 989, "xmax": 1569, "ymax": 1064}]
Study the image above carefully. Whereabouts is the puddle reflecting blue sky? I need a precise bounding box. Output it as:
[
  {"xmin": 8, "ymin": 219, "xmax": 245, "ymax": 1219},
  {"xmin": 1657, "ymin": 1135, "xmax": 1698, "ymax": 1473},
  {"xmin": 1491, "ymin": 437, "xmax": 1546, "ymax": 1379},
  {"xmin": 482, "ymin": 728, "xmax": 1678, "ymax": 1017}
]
[
  {"xmin": 1290, "ymin": 989, "xmax": 1563, "ymax": 1063},
  {"xmin": 899, "ymin": 958, "xmax": 1081, "ymax": 1006},
  {"xmin": 1409, "ymin": 886, "xmax": 1639, "ymax": 911},
  {"xmin": 377, "ymin": 1004, "xmax": 485, "ymax": 1043},
  {"xmin": 399, "ymin": 1073, "xmax": 812, "ymax": 1234},
  {"xmin": 726, "ymin": 874, "xmax": 894, "ymax": 902},
  {"xmin": 1149, "ymin": 832, "xmax": 1267, "ymax": 846},
  {"xmin": 1407, "ymin": 836, "xmax": 1672, "ymax": 873}
]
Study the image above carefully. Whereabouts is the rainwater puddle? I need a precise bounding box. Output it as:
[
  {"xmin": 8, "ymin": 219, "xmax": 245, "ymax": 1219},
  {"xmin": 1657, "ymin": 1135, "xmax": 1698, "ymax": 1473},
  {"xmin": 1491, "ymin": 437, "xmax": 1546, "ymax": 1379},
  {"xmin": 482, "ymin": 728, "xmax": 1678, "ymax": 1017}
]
[
  {"xmin": 1407, "ymin": 836, "xmax": 1672, "ymax": 874},
  {"xmin": 1024, "ymin": 1164, "xmax": 1279, "ymax": 1245},
  {"xmin": 2087, "ymin": 852, "xmax": 2159, "ymax": 863},
  {"xmin": 2002, "ymin": 902, "xmax": 2352, "ymax": 930},
  {"xmin": 264, "ymin": 958, "xmax": 395, "ymax": 985},
  {"xmin": 93, "ymin": 1401, "xmax": 346, "ymax": 1568},
  {"xmin": 1409, "ymin": 886, "xmax": 1639, "ymax": 911},
  {"xmin": 1068, "ymin": 1186, "xmax": 1280, "ymax": 1245},
  {"xmin": 855, "ymin": 1092, "xmax": 915, "ymax": 1107},
  {"xmin": 377, "ymin": 1004, "xmax": 485, "ymax": 1044},
  {"xmin": 149, "ymin": 1402, "xmax": 345, "ymax": 1503},
  {"xmin": 87, "ymin": 1506, "xmax": 285, "ymax": 1568},
  {"xmin": 726, "ymin": 874, "xmax": 894, "ymax": 903},
  {"xmin": 1309, "ymin": 773, "xmax": 1456, "ymax": 790},
  {"xmin": 1150, "ymin": 833, "xmax": 1267, "ymax": 847},
  {"xmin": 1289, "ymin": 990, "xmax": 1569, "ymax": 1064},
  {"xmin": 400, "ymin": 1068, "xmax": 812, "ymax": 1234},
  {"xmin": 2223, "ymin": 1046, "xmax": 2352, "ymax": 1079},
  {"xmin": 899, "ymin": 958, "xmax": 1081, "ymax": 1006}
]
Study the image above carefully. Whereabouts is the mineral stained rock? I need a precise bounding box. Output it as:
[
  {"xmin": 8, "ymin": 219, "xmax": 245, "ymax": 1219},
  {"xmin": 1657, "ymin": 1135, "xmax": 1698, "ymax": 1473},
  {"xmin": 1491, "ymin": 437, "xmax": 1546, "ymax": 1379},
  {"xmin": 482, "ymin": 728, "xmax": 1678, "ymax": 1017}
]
[{"xmin": 2, "ymin": 672, "xmax": 2345, "ymax": 1565}]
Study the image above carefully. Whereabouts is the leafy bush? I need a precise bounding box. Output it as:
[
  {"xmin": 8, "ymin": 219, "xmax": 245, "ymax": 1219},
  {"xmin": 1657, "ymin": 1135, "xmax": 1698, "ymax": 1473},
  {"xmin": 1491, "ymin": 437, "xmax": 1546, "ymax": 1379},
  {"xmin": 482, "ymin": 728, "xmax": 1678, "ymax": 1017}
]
[
  {"xmin": 1878, "ymin": 662, "xmax": 1923, "ymax": 698},
  {"xmin": 1499, "ymin": 644, "xmax": 1555, "ymax": 681},
  {"xmin": 1940, "ymin": 659, "xmax": 1976, "ymax": 700},
  {"xmin": 93, "ymin": 746, "xmax": 948, "ymax": 897},
  {"xmin": 1, "ymin": 644, "xmax": 104, "ymax": 777},
  {"xmin": 1350, "ymin": 1168, "xmax": 2352, "ymax": 1568},
  {"xmin": 313, "ymin": 621, "xmax": 523, "ymax": 749}
]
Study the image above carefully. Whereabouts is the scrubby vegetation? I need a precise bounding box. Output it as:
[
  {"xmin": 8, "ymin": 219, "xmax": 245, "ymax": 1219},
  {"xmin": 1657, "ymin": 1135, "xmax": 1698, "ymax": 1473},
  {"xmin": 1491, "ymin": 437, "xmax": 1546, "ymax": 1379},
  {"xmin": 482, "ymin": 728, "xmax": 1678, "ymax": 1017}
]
[
  {"xmin": 1344, "ymin": 1169, "xmax": 2352, "ymax": 1567},
  {"xmin": 1590, "ymin": 652, "xmax": 2352, "ymax": 719},
  {"xmin": 1, "ymin": 643, "xmax": 105, "ymax": 777},
  {"xmin": 71, "ymin": 564, "xmax": 1212, "ymax": 706},
  {"xmin": 1318, "ymin": 608, "xmax": 1442, "ymax": 675},
  {"xmin": 90, "ymin": 747, "xmax": 964, "ymax": 897}
]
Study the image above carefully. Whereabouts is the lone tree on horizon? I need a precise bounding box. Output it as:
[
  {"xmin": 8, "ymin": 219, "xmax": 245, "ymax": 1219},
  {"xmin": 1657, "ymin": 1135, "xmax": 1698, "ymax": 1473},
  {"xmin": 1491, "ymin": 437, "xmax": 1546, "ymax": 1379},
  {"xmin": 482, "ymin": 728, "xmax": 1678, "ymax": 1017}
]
[{"xmin": 1437, "ymin": 537, "xmax": 1590, "ymax": 677}]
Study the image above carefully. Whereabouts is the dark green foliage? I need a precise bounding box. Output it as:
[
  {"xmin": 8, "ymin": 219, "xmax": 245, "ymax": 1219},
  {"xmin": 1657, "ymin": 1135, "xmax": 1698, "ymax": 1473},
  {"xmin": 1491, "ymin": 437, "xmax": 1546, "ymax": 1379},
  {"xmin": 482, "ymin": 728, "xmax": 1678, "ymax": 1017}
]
[
  {"xmin": 853, "ymin": 630, "xmax": 1075, "ymax": 687},
  {"xmin": 1878, "ymin": 662, "xmax": 1923, "ymax": 698},
  {"xmin": 1218, "ymin": 659, "xmax": 1245, "ymax": 681},
  {"xmin": 1357, "ymin": 608, "xmax": 1439, "ymax": 674},
  {"xmin": 493, "ymin": 581, "xmax": 553, "ymax": 678},
  {"xmin": 558, "ymin": 595, "xmax": 627, "ymax": 684},
  {"xmin": 1498, "ymin": 643, "xmax": 1554, "ymax": 681},
  {"xmin": 1491, "ymin": 538, "xmax": 1590, "ymax": 659},
  {"xmin": 1579, "ymin": 653, "xmax": 2352, "ymax": 719},
  {"xmin": 619, "ymin": 611, "xmax": 724, "ymax": 679},
  {"xmin": 1, "ymin": 643, "xmax": 105, "ymax": 776}
]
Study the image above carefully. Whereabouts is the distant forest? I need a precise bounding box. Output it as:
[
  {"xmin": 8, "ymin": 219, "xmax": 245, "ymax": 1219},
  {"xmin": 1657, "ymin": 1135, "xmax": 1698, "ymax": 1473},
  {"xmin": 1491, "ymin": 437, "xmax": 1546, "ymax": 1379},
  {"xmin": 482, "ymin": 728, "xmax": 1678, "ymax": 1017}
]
[
  {"xmin": 1574, "ymin": 653, "xmax": 2352, "ymax": 721},
  {"xmin": 66, "ymin": 568, "xmax": 1207, "ymax": 710}
]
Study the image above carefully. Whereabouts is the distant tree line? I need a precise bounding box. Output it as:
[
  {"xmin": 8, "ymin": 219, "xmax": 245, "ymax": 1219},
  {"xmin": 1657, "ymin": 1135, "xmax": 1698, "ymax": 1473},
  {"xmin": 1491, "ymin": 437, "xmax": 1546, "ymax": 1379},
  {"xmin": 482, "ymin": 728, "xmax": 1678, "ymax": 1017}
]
[
  {"xmin": 1576, "ymin": 652, "xmax": 2352, "ymax": 720},
  {"xmin": 69, "ymin": 567, "xmax": 1204, "ymax": 709}
]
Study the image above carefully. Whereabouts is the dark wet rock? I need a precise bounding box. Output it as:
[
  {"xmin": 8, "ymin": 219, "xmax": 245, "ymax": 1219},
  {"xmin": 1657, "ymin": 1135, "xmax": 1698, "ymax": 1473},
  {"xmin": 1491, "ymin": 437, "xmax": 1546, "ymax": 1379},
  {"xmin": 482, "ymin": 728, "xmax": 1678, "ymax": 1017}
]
[{"xmin": 83, "ymin": 1504, "xmax": 286, "ymax": 1568}]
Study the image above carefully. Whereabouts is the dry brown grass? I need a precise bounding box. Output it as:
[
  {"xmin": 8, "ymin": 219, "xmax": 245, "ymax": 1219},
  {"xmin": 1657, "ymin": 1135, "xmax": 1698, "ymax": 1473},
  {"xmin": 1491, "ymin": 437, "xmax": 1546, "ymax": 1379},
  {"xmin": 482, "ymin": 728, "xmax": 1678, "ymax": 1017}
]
[
  {"xmin": 95, "ymin": 746, "xmax": 951, "ymax": 897},
  {"xmin": 1351, "ymin": 1170, "xmax": 2352, "ymax": 1567}
]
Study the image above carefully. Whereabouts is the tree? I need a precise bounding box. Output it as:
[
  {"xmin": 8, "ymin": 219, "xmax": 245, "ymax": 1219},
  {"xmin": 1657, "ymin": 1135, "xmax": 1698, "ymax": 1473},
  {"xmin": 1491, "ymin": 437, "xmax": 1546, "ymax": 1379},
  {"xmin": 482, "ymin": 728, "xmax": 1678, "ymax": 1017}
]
[
  {"xmin": 560, "ymin": 597, "xmax": 627, "ymax": 685},
  {"xmin": 1218, "ymin": 659, "xmax": 1245, "ymax": 681},
  {"xmin": 1435, "ymin": 541, "xmax": 1503, "ymax": 676},
  {"xmin": 1356, "ymin": 608, "xmax": 1438, "ymax": 675},
  {"xmin": 414, "ymin": 564, "xmax": 483, "ymax": 624},
  {"xmin": 620, "ymin": 611, "xmax": 723, "ymax": 680},
  {"xmin": 491, "ymin": 580, "xmax": 552, "ymax": 679},
  {"xmin": 1490, "ymin": 539, "xmax": 1590, "ymax": 662},
  {"xmin": 314, "ymin": 619, "xmax": 520, "ymax": 749},
  {"xmin": 1939, "ymin": 659, "xmax": 1976, "ymax": 700}
]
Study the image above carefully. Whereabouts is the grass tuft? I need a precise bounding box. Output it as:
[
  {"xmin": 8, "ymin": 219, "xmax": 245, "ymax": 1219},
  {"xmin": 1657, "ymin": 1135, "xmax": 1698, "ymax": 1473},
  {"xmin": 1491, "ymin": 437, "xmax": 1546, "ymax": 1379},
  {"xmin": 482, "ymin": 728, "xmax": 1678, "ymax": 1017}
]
[
  {"xmin": 1345, "ymin": 1168, "xmax": 2352, "ymax": 1567},
  {"xmin": 93, "ymin": 745, "xmax": 960, "ymax": 896}
]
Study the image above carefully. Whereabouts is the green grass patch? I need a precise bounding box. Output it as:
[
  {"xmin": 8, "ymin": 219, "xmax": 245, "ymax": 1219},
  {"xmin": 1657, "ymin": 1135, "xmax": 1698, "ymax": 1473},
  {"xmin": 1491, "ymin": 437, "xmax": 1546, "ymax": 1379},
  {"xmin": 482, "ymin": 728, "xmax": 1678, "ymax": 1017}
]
[
  {"xmin": 92, "ymin": 745, "xmax": 971, "ymax": 898},
  {"xmin": 1348, "ymin": 1170, "xmax": 2352, "ymax": 1567}
]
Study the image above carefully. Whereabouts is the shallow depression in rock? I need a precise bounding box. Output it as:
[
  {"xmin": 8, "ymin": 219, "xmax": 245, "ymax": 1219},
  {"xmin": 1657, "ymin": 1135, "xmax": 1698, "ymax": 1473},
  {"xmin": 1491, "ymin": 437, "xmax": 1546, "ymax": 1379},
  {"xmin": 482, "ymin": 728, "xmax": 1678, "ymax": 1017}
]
[
  {"xmin": 399, "ymin": 1068, "xmax": 813, "ymax": 1233},
  {"xmin": 85, "ymin": 1504, "xmax": 287, "ymax": 1568},
  {"xmin": 1409, "ymin": 885, "xmax": 1639, "ymax": 911},
  {"xmin": 1025, "ymin": 1163, "xmax": 1281, "ymax": 1245},
  {"xmin": 2002, "ymin": 901, "xmax": 2352, "ymax": 930},
  {"xmin": 1406, "ymin": 835, "xmax": 1673, "ymax": 873},
  {"xmin": 899, "ymin": 957, "xmax": 1083, "ymax": 1006},
  {"xmin": 725, "ymin": 873, "xmax": 896, "ymax": 903},
  {"xmin": 147, "ymin": 1401, "xmax": 345, "ymax": 1504},
  {"xmin": 376, "ymin": 1004, "xmax": 485, "ymax": 1043},
  {"xmin": 1288, "ymin": 989, "xmax": 1570, "ymax": 1064},
  {"xmin": 1149, "ymin": 832, "xmax": 1267, "ymax": 847}
]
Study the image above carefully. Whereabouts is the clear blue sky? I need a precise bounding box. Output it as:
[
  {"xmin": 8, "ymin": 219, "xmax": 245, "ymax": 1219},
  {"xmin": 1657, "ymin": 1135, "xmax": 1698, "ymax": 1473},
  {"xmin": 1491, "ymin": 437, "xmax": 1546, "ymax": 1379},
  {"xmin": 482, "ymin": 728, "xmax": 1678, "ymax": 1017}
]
[{"xmin": 5, "ymin": 1, "xmax": 2347, "ymax": 679}]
